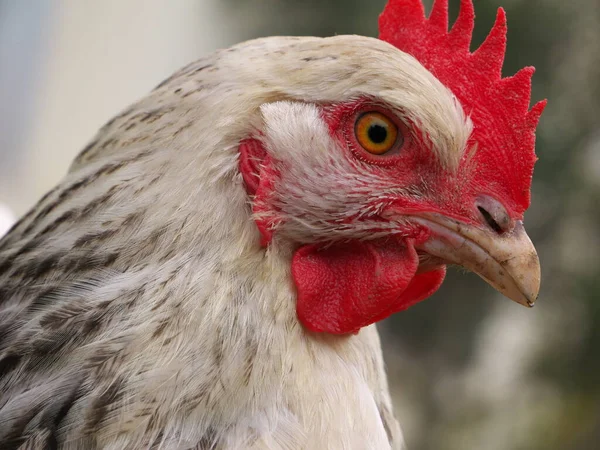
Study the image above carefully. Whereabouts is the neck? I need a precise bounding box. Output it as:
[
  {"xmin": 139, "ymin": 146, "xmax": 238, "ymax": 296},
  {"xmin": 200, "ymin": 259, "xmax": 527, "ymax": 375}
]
[
  {"xmin": 90, "ymin": 174, "xmax": 402, "ymax": 447},
  {"xmin": 108, "ymin": 151, "xmax": 404, "ymax": 448},
  {"xmin": 170, "ymin": 239, "xmax": 402, "ymax": 448}
]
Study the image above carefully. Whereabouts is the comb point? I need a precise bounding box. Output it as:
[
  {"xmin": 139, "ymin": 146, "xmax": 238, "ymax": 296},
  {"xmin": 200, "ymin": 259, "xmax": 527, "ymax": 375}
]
[
  {"xmin": 380, "ymin": 0, "xmax": 426, "ymax": 30},
  {"xmin": 429, "ymin": 0, "xmax": 449, "ymax": 31},
  {"xmin": 499, "ymin": 67, "xmax": 535, "ymax": 114},
  {"xmin": 527, "ymin": 100, "xmax": 547, "ymax": 128},
  {"xmin": 473, "ymin": 8, "xmax": 507, "ymax": 78},
  {"xmin": 449, "ymin": 0, "xmax": 474, "ymax": 48}
]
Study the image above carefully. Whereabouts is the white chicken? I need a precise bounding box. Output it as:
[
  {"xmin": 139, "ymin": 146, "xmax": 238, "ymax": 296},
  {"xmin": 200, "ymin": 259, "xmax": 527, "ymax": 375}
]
[{"xmin": 0, "ymin": 0, "xmax": 544, "ymax": 448}]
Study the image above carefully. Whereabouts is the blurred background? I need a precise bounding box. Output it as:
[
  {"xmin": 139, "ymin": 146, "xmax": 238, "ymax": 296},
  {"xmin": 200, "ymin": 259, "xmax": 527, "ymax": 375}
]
[{"xmin": 0, "ymin": 0, "xmax": 598, "ymax": 448}]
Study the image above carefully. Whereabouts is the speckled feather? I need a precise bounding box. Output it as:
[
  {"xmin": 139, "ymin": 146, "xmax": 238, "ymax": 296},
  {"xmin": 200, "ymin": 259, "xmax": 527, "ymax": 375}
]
[{"xmin": 0, "ymin": 35, "xmax": 472, "ymax": 449}]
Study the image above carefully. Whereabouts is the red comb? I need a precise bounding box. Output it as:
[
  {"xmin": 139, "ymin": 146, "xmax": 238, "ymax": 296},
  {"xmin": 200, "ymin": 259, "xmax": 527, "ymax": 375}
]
[{"xmin": 379, "ymin": 0, "xmax": 546, "ymax": 214}]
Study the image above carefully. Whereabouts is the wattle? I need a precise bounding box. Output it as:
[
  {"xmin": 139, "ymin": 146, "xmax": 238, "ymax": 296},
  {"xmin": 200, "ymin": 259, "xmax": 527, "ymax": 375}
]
[{"xmin": 292, "ymin": 239, "xmax": 446, "ymax": 334}]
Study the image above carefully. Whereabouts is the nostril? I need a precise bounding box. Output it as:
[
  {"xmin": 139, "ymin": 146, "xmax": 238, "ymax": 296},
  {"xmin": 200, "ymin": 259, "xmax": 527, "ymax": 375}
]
[
  {"xmin": 475, "ymin": 195, "xmax": 513, "ymax": 234},
  {"xmin": 478, "ymin": 206, "xmax": 504, "ymax": 234}
]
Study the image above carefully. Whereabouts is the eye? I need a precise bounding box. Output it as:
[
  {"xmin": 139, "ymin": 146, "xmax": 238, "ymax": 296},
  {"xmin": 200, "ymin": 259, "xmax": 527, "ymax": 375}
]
[{"xmin": 354, "ymin": 112, "xmax": 401, "ymax": 155}]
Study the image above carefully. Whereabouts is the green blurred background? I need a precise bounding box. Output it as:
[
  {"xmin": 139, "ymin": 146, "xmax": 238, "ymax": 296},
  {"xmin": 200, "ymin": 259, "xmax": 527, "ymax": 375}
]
[{"xmin": 0, "ymin": 1, "xmax": 598, "ymax": 448}]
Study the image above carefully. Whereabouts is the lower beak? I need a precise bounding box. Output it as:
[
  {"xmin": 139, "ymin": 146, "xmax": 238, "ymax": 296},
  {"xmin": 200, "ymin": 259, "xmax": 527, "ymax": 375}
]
[{"xmin": 410, "ymin": 214, "xmax": 540, "ymax": 307}]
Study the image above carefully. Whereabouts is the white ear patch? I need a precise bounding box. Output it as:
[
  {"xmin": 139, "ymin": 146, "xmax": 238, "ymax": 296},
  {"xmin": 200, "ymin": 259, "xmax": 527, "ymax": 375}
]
[{"xmin": 259, "ymin": 101, "xmax": 335, "ymax": 166}]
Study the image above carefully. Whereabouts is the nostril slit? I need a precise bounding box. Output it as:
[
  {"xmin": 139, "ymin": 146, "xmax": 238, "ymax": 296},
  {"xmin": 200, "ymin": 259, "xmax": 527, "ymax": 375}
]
[{"xmin": 478, "ymin": 206, "xmax": 504, "ymax": 234}]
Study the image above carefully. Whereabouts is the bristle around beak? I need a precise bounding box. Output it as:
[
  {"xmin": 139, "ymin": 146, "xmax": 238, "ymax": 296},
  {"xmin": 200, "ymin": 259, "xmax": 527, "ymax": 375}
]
[{"xmin": 410, "ymin": 214, "xmax": 540, "ymax": 307}]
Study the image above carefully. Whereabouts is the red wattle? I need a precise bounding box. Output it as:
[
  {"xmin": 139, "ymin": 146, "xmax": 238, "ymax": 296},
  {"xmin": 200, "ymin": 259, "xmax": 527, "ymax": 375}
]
[{"xmin": 292, "ymin": 239, "xmax": 445, "ymax": 334}]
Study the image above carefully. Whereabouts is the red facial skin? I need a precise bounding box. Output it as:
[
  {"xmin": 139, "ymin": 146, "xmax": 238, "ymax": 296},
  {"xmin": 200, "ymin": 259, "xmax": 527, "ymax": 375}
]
[
  {"xmin": 241, "ymin": 100, "xmax": 472, "ymax": 335},
  {"xmin": 324, "ymin": 99, "xmax": 486, "ymax": 223}
]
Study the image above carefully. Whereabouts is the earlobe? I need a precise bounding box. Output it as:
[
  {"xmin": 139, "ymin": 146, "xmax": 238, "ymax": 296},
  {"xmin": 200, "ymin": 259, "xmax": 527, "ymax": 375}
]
[
  {"xmin": 239, "ymin": 138, "xmax": 267, "ymax": 196},
  {"xmin": 239, "ymin": 138, "xmax": 278, "ymax": 246}
]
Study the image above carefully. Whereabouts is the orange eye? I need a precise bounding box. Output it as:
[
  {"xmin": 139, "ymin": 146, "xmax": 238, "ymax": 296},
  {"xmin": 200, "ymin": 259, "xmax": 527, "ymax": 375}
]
[{"xmin": 354, "ymin": 112, "xmax": 399, "ymax": 155}]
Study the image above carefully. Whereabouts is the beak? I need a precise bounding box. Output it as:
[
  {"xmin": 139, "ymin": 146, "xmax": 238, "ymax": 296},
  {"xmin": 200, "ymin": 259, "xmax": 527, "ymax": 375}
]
[{"xmin": 410, "ymin": 214, "xmax": 540, "ymax": 307}]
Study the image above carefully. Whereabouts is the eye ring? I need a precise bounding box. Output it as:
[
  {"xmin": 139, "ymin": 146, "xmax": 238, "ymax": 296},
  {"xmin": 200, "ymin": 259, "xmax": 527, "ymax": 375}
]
[{"xmin": 354, "ymin": 111, "xmax": 401, "ymax": 155}]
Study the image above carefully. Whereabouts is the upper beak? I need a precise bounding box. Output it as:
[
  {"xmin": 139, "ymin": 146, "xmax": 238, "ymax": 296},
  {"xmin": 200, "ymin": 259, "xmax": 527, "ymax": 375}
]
[{"xmin": 410, "ymin": 214, "xmax": 540, "ymax": 307}]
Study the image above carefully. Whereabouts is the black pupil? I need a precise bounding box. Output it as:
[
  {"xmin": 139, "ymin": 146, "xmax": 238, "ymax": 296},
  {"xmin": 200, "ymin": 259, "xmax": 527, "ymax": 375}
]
[{"xmin": 368, "ymin": 124, "xmax": 388, "ymax": 144}]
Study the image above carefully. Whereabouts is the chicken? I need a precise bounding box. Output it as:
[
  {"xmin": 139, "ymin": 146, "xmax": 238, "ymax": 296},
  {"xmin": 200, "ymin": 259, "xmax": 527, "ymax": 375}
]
[{"xmin": 0, "ymin": 0, "xmax": 545, "ymax": 448}]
